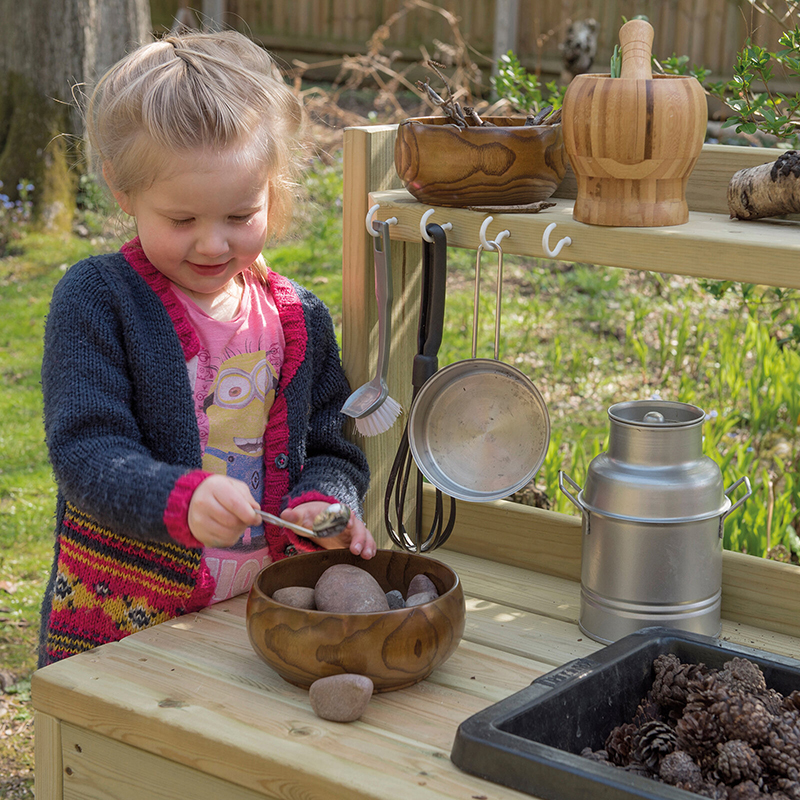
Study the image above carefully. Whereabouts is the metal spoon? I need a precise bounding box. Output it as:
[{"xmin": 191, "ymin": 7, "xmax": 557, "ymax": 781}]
[{"xmin": 256, "ymin": 503, "xmax": 352, "ymax": 539}]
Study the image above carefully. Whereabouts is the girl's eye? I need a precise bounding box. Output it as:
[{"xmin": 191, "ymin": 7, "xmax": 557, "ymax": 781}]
[
  {"xmin": 170, "ymin": 218, "xmax": 194, "ymax": 227},
  {"xmin": 230, "ymin": 214, "xmax": 254, "ymax": 223}
]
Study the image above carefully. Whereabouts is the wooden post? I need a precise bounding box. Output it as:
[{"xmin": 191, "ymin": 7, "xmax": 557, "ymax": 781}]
[
  {"xmin": 202, "ymin": 0, "xmax": 225, "ymax": 30},
  {"xmin": 34, "ymin": 712, "xmax": 63, "ymax": 800},
  {"xmin": 491, "ymin": 0, "xmax": 520, "ymax": 94},
  {"xmin": 341, "ymin": 126, "xmax": 421, "ymax": 546}
]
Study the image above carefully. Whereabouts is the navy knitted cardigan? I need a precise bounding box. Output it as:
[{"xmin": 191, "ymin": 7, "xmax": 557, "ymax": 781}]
[{"xmin": 38, "ymin": 239, "xmax": 369, "ymax": 665}]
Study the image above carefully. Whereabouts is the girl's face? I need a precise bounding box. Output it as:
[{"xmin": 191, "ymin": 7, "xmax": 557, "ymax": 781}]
[{"xmin": 113, "ymin": 149, "xmax": 270, "ymax": 301}]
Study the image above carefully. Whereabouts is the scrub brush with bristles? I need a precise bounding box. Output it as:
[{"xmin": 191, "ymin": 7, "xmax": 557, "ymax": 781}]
[{"xmin": 341, "ymin": 219, "xmax": 401, "ymax": 436}]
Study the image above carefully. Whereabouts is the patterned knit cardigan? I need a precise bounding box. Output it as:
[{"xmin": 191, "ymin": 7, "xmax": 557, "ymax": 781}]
[{"xmin": 38, "ymin": 239, "xmax": 369, "ymax": 666}]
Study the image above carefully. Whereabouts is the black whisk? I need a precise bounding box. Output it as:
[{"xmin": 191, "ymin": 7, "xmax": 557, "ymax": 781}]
[{"xmin": 384, "ymin": 223, "xmax": 456, "ymax": 552}]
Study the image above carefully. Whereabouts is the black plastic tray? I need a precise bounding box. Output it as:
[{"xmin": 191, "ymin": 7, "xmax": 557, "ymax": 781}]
[{"xmin": 450, "ymin": 626, "xmax": 800, "ymax": 800}]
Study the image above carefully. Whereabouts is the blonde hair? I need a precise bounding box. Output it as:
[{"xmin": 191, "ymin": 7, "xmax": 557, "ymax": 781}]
[{"xmin": 87, "ymin": 30, "xmax": 305, "ymax": 243}]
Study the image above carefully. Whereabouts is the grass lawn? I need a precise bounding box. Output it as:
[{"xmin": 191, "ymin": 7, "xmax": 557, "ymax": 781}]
[{"xmin": 0, "ymin": 232, "xmax": 119, "ymax": 797}]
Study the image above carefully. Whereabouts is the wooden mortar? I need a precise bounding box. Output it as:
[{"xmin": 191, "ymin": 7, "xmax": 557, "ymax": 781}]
[{"xmin": 562, "ymin": 19, "xmax": 707, "ymax": 227}]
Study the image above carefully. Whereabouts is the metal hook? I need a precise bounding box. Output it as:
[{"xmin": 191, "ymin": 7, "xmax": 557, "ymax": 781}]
[
  {"xmin": 365, "ymin": 203, "xmax": 398, "ymax": 238},
  {"xmin": 419, "ymin": 208, "xmax": 453, "ymax": 243},
  {"xmin": 479, "ymin": 216, "xmax": 510, "ymax": 251},
  {"xmin": 542, "ymin": 222, "xmax": 572, "ymax": 258}
]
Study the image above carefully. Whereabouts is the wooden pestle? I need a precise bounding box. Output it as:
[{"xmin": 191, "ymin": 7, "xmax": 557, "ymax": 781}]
[{"xmin": 619, "ymin": 19, "xmax": 654, "ymax": 80}]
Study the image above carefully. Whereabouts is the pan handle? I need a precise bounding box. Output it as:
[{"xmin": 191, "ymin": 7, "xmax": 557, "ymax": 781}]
[
  {"xmin": 558, "ymin": 471, "xmax": 584, "ymax": 512},
  {"xmin": 473, "ymin": 242, "xmax": 505, "ymax": 360}
]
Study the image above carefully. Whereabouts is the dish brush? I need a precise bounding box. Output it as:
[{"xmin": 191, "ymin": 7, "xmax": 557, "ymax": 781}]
[{"xmin": 341, "ymin": 219, "xmax": 401, "ymax": 436}]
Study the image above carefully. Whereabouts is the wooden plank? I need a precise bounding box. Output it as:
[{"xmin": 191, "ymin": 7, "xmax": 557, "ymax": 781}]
[
  {"xmin": 425, "ymin": 491, "xmax": 583, "ymax": 582},
  {"xmin": 720, "ymin": 549, "xmax": 800, "ymax": 640},
  {"xmin": 60, "ymin": 724, "xmax": 269, "ymax": 800},
  {"xmin": 342, "ymin": 125, "xmax": 420, "ymax": 547},
  {"xmin": 369, "ymin": 188, "xmax": 800, "ymax": 290},
  {"xmin": 438, "ymin": 548, "xmax": 582, "ymax": 619},
  {"xmin": 32, "ymin": 629, "xmax": 541, "ymax": 800},
  {"xmin": 34, "ymin": 711, "xmax": 64, "ymax": 800},
  {"xmin": 438, "ymin": 547, "xmax": 800, "ymax": 659}
]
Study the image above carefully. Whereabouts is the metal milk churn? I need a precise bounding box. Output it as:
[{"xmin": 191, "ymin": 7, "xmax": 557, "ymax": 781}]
[{"xmin": 559, "ymin": 400, "xmax": 751, "ymax": 644}]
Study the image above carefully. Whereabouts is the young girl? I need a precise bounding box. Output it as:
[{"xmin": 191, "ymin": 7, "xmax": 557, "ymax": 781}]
[{"xmin": 38, "ymin": 30, "xmax": 376, "ymax": 667}]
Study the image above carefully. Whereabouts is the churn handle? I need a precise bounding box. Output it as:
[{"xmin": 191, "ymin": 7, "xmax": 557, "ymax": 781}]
[
  {"xmin": 718, "ymin": 476, "xmax": 753, "ymax": 537},
  {"xmin": 558, "ymin": 471, "xmax": 583, "ymax": 512}
]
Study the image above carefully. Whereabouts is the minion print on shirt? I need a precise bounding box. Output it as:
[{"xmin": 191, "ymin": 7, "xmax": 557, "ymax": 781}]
[{"xmin": 202, "ymin": 350, "xmax": 278, "ymax": 548}]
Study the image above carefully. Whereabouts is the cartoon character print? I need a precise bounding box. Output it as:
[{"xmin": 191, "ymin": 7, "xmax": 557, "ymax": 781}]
[{"xmin": 201, "ymin": 350, "xmax": 280, "ymax": 549}]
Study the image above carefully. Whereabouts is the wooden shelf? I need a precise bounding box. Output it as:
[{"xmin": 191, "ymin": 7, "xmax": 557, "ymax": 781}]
[{"xmin": 369, "ymin": 189, "xmax": 800, "ymax": 290}]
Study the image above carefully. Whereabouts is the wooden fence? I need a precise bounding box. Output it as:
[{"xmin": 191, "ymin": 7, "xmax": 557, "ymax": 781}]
[{"xmin": 149, "ymin": 1, "xmax": 795, "ymax": 83}]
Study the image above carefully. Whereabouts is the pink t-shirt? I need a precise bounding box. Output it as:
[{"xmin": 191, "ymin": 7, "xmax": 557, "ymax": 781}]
[{"xmin": 174, "ymin": 271, "xmax": 285, "ymax": 602}]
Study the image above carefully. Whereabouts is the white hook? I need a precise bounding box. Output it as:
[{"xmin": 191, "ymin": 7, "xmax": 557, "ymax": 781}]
[
  {"xmin": 365, "ymin": 203, "xmax": 398, "ymax": 238},
  {"xmin": 542, "ymin": 222, "xmax": 572, "ymax": 258},
  {"xmin": 479, "ymin": 216, "xmax": 510, "ymax": 251},
  {"xmin": 419, "ymin": 208, "xmax": 453, "ymax": 243}
]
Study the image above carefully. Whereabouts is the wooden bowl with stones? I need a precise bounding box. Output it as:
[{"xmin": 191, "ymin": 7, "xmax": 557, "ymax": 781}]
[
  {"xmin": 246, "ymin": 548, "xmax": 465, "ymax": 693},
  {"xmin": 394, "ymin": 116, "xmax": 567, "ymax": 207}
]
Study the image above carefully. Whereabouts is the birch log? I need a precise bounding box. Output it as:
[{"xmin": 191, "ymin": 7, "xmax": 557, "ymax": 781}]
[{"xmin": 728, "ymin": 150, "xmax": 800, "ymax": 220}]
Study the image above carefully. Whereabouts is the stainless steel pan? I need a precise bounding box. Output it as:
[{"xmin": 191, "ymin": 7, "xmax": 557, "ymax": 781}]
[{"xmin": 407, "ymin": 243, "xmax": 550, "ymax": 502}]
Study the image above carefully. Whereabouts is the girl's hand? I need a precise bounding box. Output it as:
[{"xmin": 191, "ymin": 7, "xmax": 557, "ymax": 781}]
[
  {"xmin": 281, "ymin": 502, "xmax": 377, "ymax": 559},
  {"xmin": 188, "ymin": 475, "xmax": 260, "ymax": 548}
]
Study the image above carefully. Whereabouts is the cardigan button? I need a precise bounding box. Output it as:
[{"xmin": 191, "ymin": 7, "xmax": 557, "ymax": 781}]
[
  {"xmin": 274, "ymin": 453, "xmax": 288, "ymax": 469},
  {"xmin": 284, "ymin": 544, "xmax": 298, "ymax": 556}
]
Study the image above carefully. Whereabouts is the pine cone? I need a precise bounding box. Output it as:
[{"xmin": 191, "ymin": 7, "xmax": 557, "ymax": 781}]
[
  {"xmin": 651, "ymin": 653, "xmax": 708, "ymax": 709},
  {"xmin": 633, "ymin": 720, "xmax": 677, "ymax": 771},
  {"xmin": 712, "ymin": 692, "xmax": 773, "ymax": 745},
  {"xmin": 727, "ymin": 779, "xmax": 765, "ymax": 799},
  {"xmin": 783, "ymin": 692, "xmax": 800, "ymax": 714},
  {"xmin": 659, "ymin": 750, "xmax": 703, "ymax": 790},
  {"xmin": 768, "ymin": 777, "xmax": 800, "ymax": 799},
  {"xmin": 762, "ymin": 688, "xmax": 788, "ymax": 716},
  {"xmin": 623, "ymin": 760, "xmax": 654, "ymax": 777},
  {"xmin": 685, "ymin": 673, "xmax": 735, "ymax": 713},
  {"xmin": 580, "ymin": 747, "xmax": 611, "ymax": 765},
  {"xmin": 677, "ymin": 707, "xmax": 724, "ymax": 769},
  {"xmin": 716, "ymin": 739, "xmax": 764, "ymax": 785},
  {"xmin": 605, "ymin": 722, "xmax": 637, "ymax": 766},
  {"xmin": 631, "ymin": 691, "xmax": 665, "ymax": 728},
  {"xmin": 720, "ymin": 657, "xmax": 768, "ymax": 694},
  {"xmin": 760, "ymin": 713, "xmax": 800, "ymax": 781}
]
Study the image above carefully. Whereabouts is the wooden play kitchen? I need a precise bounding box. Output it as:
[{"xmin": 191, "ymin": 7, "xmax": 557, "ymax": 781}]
[{"xmin": 32, "ymin": 121, "xmax": 800, "ymax": 799}]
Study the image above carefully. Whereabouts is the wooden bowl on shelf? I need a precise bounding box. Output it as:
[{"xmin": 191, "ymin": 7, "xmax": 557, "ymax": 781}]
[
  {"xmin": 394, "ymin": 116, "xmax": 567, "ymax": 207},
  {"xmin": 246, "ymin": 549, "xmax": 465, "ymax": 693}
]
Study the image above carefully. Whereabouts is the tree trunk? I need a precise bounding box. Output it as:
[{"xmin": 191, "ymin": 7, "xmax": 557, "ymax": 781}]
[{"xmin": 0, "ymin": 0, "xmax": 151, "ymax": 232}]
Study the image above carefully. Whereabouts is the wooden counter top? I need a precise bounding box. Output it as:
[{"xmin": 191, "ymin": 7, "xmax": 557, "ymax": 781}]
[{"xmin": 32, "ymin": 550, "xmax": 800, "ymax": 800}]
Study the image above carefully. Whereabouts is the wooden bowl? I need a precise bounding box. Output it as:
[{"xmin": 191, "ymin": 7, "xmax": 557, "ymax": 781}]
[
  {"xmin": 246, "ymin": 549, "xmax": 465, "ymax": 693},
  {"xmin": 395, "ymin": 116, "xmax": 567, "ymax": 207}
]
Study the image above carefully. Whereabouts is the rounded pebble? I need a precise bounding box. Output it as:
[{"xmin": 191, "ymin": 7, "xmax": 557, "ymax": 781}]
[
  {"xmin": 309, "ymin": 674, "xmax": 374, "ymax": 722},
  {"xmin": 385, "ymin": 589, "xmax": 405, "ymax": 609},
  {"xmin": 405, "ymin": 590, "xmax": 439, "ymax": 607},
  {"xmin": 314, "ymin": 564, "xmax": 390, "ymax": 613},
  {"xmin": 272, "ymin": 586, "xmax": 316, "ymax": 609},
  {"xmin": 407, "ymin": 573, "xmax": 438, "ymax": 599}
]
